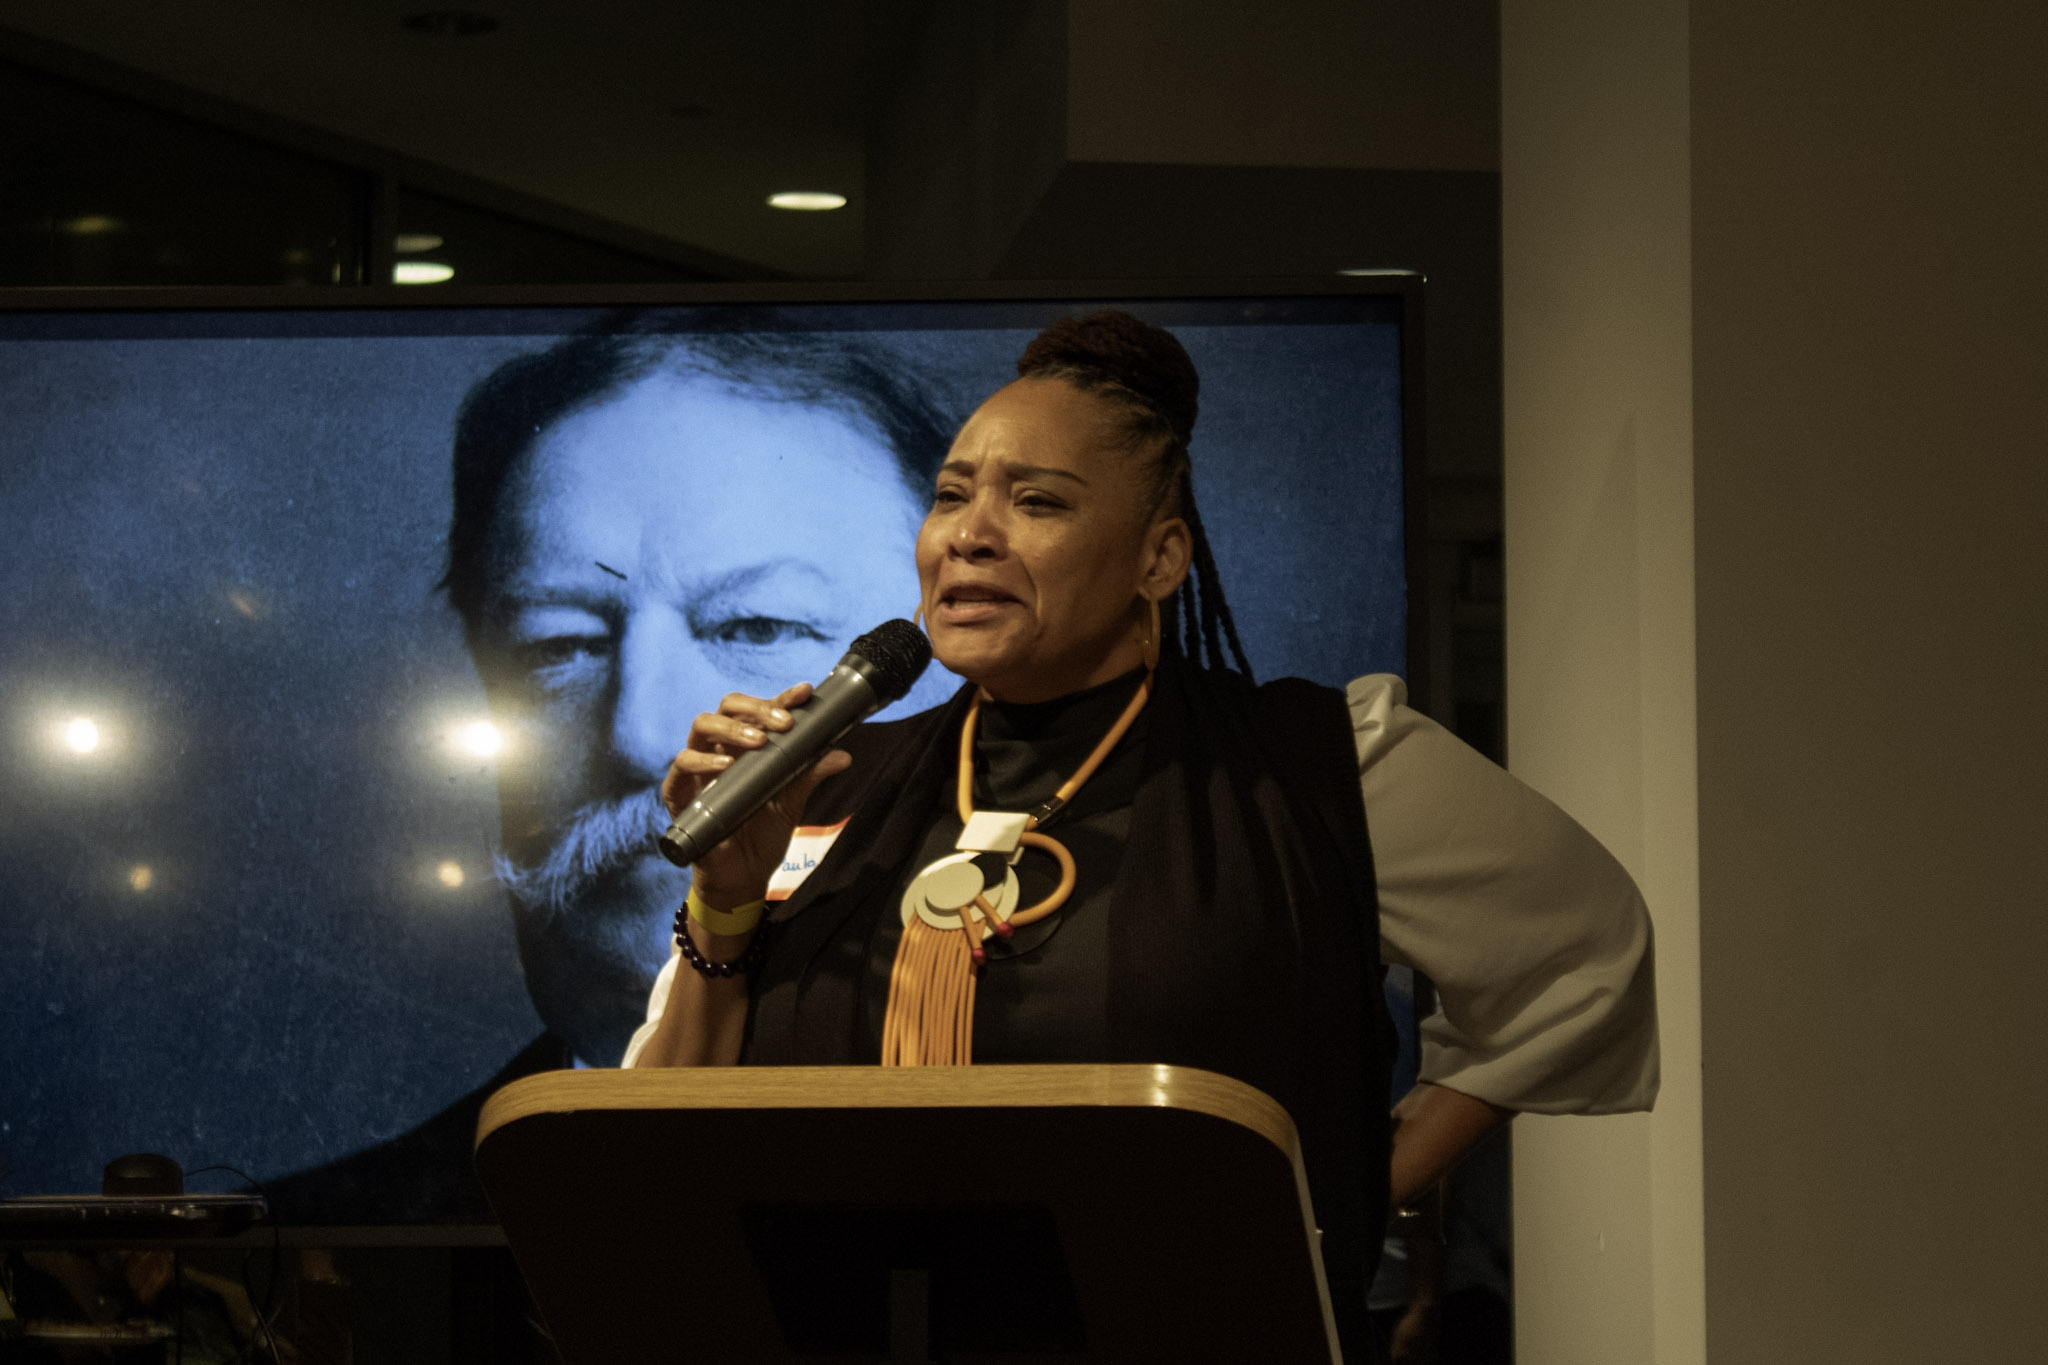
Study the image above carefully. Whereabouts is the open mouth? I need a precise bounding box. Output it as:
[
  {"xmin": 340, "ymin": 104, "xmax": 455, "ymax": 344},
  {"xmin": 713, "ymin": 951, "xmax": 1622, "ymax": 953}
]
[{"xmin": 937, "ymin": 584, "xmax": 1019, "ymax": 619}]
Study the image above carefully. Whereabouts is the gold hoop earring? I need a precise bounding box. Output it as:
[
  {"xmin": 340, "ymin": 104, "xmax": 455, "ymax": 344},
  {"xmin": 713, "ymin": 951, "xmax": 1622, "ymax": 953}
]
[
  {"xmin": 912, "ymin": 601, "xmax": 925, "ymax": 631},
  {"xmin": 1138, "ymin": 596, "xmax": 1162, "ymax": 671}
]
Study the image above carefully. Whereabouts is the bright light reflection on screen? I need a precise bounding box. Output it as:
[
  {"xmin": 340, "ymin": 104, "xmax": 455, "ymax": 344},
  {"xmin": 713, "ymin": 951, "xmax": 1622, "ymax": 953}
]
[
  {"xmin": 62, "ymin": 716, "xmax": 101, "ymax": 754},
  {"xmin": 450, "ymin": 719, "xmax": 503, "ymax": 758},
  {"xmin": 42, "ymin": 707, "xmax": 135, "ymax": 765}
]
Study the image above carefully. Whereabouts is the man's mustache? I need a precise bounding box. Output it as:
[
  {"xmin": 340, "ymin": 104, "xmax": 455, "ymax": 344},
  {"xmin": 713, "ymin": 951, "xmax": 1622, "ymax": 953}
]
[{"xmin": 494, "ymin": 787, "xmax": 674, "ymax": 920}]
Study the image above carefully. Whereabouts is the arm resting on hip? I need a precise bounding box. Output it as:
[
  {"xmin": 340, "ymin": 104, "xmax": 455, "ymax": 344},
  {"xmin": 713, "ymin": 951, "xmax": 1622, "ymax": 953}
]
[{"xmin": 1389, "ymin": 1081, "xmax": 1514, "ymax": 1211}]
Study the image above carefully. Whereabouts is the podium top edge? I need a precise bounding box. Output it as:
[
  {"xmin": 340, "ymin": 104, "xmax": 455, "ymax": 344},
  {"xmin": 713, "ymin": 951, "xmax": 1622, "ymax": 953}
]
[{"xmin": 474, "ymin": 1064, "xmax": 1299, "ymax": 1160}]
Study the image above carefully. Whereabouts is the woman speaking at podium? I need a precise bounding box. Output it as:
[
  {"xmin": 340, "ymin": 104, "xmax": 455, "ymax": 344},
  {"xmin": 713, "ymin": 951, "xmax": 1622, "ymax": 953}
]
[{"xmin": 625, "ymin": 311, "xmax": 1657, "ymax": 1358}]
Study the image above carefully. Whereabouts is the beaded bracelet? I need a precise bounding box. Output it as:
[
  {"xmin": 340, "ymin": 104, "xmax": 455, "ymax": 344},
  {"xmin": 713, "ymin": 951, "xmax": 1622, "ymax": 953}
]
[{"xmin": 672, "ymin": 901, "xmax": 773, "ymax": 979}]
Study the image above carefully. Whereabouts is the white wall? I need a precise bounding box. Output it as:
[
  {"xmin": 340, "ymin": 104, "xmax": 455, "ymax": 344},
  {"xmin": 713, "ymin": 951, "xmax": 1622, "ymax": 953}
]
[
  {"xmin": 1690, "ymin": 0, "xmax": 2048, "ymax": 1358},
  {"xmin": 1506, "ymin": 0, "xmax": 2048, "ymax": 1359},
  {"xmin": 1501, "ymin": 0, "xmax": 1703, "ymax": 1360}
]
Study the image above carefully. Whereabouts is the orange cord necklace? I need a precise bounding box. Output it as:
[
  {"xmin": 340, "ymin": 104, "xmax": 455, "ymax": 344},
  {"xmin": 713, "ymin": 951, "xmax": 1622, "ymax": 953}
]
[{"xmin": 879, "ymin": 667, "xmax": 1153, "ymax": 1066}]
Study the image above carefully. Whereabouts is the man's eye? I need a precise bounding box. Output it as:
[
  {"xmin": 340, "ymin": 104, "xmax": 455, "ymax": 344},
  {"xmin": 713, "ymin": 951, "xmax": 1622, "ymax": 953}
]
[
  {"xmin": 514, "ymin": 636, "xmax": 605, "ymax": 669},
  {"xmin": 704, "ymin": 617, "xmax": 825, "ymax": 647},
  {"xmin": 931, "ymin": 488, "xmax": 966, "ymax": 507},
  {"xmin": 1017, "ymin": 492, "xmax": 1064, "ymax": 511}
]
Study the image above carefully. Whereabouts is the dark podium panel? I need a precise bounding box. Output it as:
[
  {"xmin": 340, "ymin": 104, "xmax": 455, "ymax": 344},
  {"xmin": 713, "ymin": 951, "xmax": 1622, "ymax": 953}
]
[{"xmin": 475, "ymin": 1065, "xmax": 1343, "ymax": 1363}]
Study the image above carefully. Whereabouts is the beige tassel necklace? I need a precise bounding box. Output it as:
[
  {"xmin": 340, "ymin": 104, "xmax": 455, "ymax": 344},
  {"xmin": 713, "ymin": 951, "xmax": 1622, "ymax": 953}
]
[{"xmin": 879, "ymin": 666, "xmax": 1154, "ymax": 1066}]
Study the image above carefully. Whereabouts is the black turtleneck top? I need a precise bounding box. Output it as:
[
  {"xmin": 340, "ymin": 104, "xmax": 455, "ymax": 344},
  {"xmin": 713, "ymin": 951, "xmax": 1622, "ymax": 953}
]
[{"xmin": 851, "ymin": 668, "xmax": 1151, "ymax": 1064}]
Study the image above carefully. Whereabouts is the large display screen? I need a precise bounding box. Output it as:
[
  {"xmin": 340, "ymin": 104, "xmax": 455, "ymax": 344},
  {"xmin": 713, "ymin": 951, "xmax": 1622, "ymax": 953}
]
[{"xmin": 0, "ymin": 287, "xmax": 1414, "ymax": 1226}]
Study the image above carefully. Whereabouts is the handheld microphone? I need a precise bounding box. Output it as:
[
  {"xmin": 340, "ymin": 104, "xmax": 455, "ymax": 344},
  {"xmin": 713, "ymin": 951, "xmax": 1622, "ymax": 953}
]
[{"xmin": 656, "ymin": 619, "xmax": 932, "ymax": 868}]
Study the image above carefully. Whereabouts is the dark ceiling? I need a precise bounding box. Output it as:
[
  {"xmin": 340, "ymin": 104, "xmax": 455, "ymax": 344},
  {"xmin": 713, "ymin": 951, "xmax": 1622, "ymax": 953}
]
[{"xmin": 0, "ymin": 0, "xmax": 1497, "ymax": 280}]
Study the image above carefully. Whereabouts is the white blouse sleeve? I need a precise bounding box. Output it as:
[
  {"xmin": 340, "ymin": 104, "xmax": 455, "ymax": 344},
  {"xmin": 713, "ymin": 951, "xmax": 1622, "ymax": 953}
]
[
  {"xmin": 619, "ymin": 941, "xmax": 683, "ymax": 1068},
  {"xmin": 1349, "ymin": 674, "xmax": 1659, "ymax": 1115}
]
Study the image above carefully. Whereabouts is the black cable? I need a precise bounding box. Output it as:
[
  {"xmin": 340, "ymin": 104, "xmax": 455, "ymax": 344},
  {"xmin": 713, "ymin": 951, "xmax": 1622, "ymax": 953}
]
[{"xmin": 184, "ymin": 1163, "xmax": 284, "ymax": 1365}]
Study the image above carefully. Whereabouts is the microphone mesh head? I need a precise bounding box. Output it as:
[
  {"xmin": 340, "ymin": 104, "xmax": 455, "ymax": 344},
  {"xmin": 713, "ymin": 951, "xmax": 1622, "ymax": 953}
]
[{"xmin": 849, "ymin": 619, "xmax": 933, "ymax": 704}]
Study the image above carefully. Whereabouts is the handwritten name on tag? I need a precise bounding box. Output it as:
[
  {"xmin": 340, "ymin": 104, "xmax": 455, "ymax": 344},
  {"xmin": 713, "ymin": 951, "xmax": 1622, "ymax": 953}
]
[{"xmin": 765, "ymin": 818, "xmax": 850, "ymax": 901}]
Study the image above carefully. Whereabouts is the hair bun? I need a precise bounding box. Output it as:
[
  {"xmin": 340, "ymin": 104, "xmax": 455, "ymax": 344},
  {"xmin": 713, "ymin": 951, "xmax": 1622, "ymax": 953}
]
[{"xmin": 1017, "ymin": 309, "xmax": 1199, "ymax": 445}]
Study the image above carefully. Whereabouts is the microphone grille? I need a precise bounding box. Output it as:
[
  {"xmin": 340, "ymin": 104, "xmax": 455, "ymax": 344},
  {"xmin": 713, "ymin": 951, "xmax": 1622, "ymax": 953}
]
[{"xmin": 848, "ymin": 619, "xmax": 933, "ymax": 704}]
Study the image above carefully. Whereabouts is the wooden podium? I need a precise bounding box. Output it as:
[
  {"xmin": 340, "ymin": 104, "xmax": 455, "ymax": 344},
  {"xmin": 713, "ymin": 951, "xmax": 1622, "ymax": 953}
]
[{"xmin": 475, "ymin": 1064, "xmax": 1344, "ymax": 1363}]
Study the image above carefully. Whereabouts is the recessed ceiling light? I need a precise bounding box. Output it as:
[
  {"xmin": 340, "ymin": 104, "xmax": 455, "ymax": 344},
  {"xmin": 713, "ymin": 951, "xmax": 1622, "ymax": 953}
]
[
  {"xmin": 767, "ymin": 191, "xmax": 848, "ymax": 212},
  {"xmin": 60, "ymin": 214, "xmax": 122, "ymax": 236},
  {"xmin": 393, "ymin": 261, "xmax": 455, "ymax": 285},
  {"xmin": 402, "ymin": 10, "xmax": 500, "ymax": 37},
  {"xmin": 394, "ymin": 232, "xmax": 444, "ymax": 253}
]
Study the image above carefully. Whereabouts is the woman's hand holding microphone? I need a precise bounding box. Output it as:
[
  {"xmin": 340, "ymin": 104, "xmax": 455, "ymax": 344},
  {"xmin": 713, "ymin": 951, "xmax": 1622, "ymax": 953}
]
[
  {"xmin": 635, "ymin": 620, "xmax": 923, "ymax": 1066},
  {"xmin": 661, "ymin": 681, "xmax": 851, "ymax": 939},
  {"xmin": 629, "ymin": 682, "xmax": 850, "ymax": 1068}
]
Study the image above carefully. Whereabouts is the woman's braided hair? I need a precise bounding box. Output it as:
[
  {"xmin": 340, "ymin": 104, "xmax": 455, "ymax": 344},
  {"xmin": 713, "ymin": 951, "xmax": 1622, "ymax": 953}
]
[{"xmin": 1016, "ymin": 309, "xmax": 1254, "ymax": 679}]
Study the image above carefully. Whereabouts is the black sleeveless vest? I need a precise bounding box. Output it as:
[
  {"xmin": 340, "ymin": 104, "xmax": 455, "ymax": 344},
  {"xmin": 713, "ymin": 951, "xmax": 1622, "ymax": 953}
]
[{"xmin": 743, "ymin": 653, "xmax": 1392, "ymax": 1357}]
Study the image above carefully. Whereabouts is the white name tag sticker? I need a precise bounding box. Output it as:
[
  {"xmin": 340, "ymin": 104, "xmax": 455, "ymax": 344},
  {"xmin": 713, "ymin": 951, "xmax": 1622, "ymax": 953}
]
[{"xmin": 765, "ymin": 818, "xmax": 850, "ymax": 902}]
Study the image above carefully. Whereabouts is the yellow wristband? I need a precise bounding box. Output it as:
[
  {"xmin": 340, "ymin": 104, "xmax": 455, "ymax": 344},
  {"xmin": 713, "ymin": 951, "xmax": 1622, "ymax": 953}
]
[{"xmin": 686, "ymin": 886, "xmax": 766, "ymax": 937}]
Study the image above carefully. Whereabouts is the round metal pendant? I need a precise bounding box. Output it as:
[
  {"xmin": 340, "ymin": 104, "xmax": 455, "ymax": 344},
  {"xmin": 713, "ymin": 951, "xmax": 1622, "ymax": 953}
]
[{"xmin": 901, "ymin": 851, "xmax": 1019, "ymax": 931}]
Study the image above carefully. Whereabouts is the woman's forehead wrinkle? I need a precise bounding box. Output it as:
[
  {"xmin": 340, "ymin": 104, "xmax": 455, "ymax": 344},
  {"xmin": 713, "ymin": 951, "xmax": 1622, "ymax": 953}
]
[{"xmin": 955, "ymin": 395, "xmax": 1105, "ymax": 475}]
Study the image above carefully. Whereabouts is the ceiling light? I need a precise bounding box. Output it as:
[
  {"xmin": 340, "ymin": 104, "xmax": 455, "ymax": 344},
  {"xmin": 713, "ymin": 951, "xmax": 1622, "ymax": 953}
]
[
  {"xmin": 394, "ymin": 232, "xmax": 444, "ymax": 253},
  {"xmin": 129, "ymin": 865, "xmax": 154, "ymax": 893},
  {"xmin": 393, "ymin": 261, "xmax": 454, "ymax": 285},
  {"xmin": 402, "ymin": 10, "xmax": 500, "ymax": 37},
  {"xmin": 767, "ymin": 191, "xmax": 847, "ymax": 212},
  {"xmin": 63, "ymin": 717, "xmax": 101, "ymax": 753},
  {"xmin": 436, "ymin": 860, "xmax": 466, "ymax": 888}
]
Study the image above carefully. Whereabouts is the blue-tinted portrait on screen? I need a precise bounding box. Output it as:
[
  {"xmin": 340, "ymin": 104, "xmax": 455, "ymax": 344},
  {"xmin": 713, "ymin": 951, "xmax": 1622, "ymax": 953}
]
[{"xmin": 0, "ymin": 294, "xmax": 1407, "ymax": 1223}]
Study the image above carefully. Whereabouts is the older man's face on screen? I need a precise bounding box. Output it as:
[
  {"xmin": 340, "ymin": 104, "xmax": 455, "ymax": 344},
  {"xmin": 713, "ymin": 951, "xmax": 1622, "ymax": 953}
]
[{"xmin": 473, "ymin": 372, "xmax": 927, "ymax": 1064}]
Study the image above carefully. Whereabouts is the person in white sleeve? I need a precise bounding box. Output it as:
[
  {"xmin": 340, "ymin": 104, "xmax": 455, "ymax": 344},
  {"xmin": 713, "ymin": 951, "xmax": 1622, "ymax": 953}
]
[{"xmin": 625, "ymin": 308, "xmax": 1657, "ymax": 1362}]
